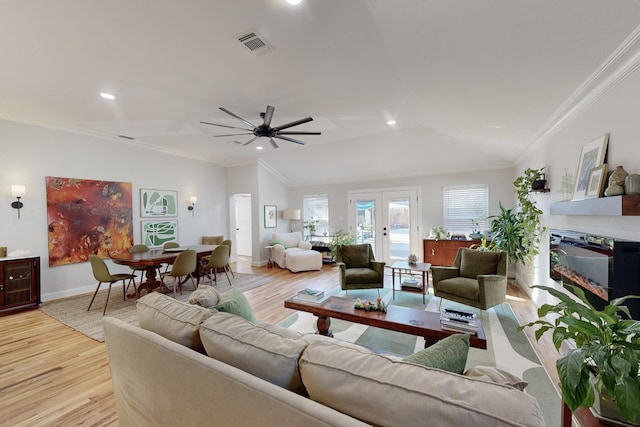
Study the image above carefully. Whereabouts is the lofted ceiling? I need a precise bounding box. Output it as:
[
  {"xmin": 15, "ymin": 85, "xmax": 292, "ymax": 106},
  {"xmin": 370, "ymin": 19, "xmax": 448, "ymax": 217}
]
[{"xmin": 2, "ymin": 0, "xmax": 640, "ymax": 186}]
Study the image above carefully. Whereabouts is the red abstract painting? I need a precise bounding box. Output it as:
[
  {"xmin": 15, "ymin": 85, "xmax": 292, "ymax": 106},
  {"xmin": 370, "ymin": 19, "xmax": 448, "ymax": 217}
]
[{"xmin": 46, "ymin": 177, "xmax": 133, "ymax": 266}]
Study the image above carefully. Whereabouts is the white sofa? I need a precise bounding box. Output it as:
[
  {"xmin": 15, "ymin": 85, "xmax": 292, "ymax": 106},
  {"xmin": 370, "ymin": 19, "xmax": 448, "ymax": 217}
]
[
  {"xmin": 270, "ymin": 231, "xmax": 322, "ymax": 272},
  {"xmin": 103, "ymin": 292, "xmax": 546, "ymax": 427}
]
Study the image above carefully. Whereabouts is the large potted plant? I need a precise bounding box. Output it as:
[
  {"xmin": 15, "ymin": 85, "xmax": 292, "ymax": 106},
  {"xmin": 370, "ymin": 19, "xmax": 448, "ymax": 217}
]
[
  {"xmin": 489, "ymin": 167, "xmax": 546, "ymax": 264},
  {"xmin": 523, "ymin": 284, "xmax": 640, "ymax": 424},
  {"xmin": 329, "ymin": 229, "xmax": 355, "ymax": 259}
]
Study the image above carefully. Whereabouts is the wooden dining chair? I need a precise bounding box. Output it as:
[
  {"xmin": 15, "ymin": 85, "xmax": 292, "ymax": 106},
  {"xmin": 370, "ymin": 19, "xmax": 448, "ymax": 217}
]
[{"xmin": 87, "ymin": 255, "xmax": 137, "ymax": 315}]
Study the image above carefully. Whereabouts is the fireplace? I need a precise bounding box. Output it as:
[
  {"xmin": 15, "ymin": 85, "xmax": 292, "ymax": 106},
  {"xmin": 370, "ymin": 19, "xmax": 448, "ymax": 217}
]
[{"xmin": 549, "ymin": 229, "xmax": 640, "ymax": 319}]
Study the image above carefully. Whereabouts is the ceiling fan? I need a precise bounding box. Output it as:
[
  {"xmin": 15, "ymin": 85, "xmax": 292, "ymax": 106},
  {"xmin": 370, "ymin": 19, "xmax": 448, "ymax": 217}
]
[{"xmin": 200, "ymin": 105, "xmax": 321, "ymax": 148}]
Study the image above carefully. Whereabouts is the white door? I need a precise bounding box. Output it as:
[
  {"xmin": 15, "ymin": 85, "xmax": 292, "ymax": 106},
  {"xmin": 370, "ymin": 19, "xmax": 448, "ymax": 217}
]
[
  {"xmin": 233, "ymin": 194, "xmax": 252, "ymax": 257},
  {"xmin": 348, "ymin": 188, "xmax": 420, "ymax": 264}
]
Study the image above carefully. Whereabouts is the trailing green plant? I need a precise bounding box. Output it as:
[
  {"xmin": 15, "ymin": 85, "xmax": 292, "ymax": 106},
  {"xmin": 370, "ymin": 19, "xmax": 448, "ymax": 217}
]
[
  {"xmin": 522, "ymin": 285, "xmax": 640, "ymax": 423},
  {"xmin": 329, "ymin": 229, "xmax": 355, "ymax": 258},
  {"xmin": 489, "ymin": 167, "xmax": 546, "ymax": 264}
]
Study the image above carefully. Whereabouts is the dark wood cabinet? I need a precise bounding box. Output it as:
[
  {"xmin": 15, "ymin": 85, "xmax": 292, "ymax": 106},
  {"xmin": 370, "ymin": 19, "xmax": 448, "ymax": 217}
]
[
  {"xmin": 0, "ymin": 256, "xmax": 41, "ymax": 315},
  {"xmin": 423, "ymin": 239, "xmax": 481, "ymax": 267}
]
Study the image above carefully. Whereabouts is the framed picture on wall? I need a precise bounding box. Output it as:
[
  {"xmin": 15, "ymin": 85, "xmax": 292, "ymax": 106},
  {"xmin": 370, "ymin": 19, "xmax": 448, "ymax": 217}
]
[
  {"xmin": 585, "ymin": 164, "xmax": 608, "ymax": 199},
  {"xmin": 572, "ymin": 133, "xmax": 609, "ymax": 201},
  {"xmin": 141, "ymin": 219, "xmax": 178, "ymax": 248},
  {"xmin": 140, "ymin": 189, "xmax": 178, "ymax": 217},
  {"xmin": 264, "ymin": 205, "xmax": 277, "ymax": 228}
]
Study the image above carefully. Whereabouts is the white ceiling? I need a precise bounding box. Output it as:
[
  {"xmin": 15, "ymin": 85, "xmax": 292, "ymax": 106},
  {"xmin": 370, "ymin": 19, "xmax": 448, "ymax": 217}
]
[{"xmin": 2, "ymin": 1, "xmax": 640, "ymax": 186}]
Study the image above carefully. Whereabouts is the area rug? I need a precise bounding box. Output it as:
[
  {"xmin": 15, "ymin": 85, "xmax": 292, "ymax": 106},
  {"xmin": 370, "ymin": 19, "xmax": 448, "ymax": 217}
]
[
  {"xmin": 39, "ymin": 273, "xmax": 272, "ymax": 342},
  {"xmin": 279, "ymin": 288, "xmax": 560, "ymax": 427}
]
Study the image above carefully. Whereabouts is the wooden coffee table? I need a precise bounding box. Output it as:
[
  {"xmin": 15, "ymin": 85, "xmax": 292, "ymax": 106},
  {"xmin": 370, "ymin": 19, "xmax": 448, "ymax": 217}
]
[{"xmin": 284, "ymin": 296, "xmax": 486, "ymax": 349}]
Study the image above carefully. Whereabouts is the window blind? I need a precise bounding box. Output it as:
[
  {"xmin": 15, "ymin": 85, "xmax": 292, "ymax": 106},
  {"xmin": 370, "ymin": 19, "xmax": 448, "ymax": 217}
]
[
  {"xmin": 442, "ymin": 185, "xmax": 489, "ymax": 233},
  {"xmin": 303, "ymin": 194, "xmax": 329, "ymax": 234}
]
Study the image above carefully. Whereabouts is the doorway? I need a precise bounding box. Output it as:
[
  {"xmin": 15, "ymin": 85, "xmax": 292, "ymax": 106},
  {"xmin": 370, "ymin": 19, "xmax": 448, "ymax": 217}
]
[
  {"xmin": 348, "ymin": 187, "xmax": 420, "ymax": 264},
  {"xmin": 232, "ymin": 194, "xmax": 252, "ymax": 257}
]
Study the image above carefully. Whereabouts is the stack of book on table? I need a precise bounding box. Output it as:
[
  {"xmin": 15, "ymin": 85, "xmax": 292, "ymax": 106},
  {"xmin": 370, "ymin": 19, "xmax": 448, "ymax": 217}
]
[
  {"xmin": 440, "ymin": 308, "xmax": 479, "ymax": 333},
  {"xmin": 401, "ymin": 276, "xmax": 421, "ymax": 290},
  {"xmin": 294, "ymin": 288, "xmax": 328, "ymax": 303}
]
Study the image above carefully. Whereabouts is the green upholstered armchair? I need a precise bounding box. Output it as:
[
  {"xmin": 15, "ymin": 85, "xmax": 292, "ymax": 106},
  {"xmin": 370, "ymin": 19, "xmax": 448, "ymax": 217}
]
[
  {"xmin": 431, "ymin": 247, "xmax": 508, "ymax": 315},
  {"xmin": 335, "ymin": 244, "xmax": 385, "ymax": 294}
]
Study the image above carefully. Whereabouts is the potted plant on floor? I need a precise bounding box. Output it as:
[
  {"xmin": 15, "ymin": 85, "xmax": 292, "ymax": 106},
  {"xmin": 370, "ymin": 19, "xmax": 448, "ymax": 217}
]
[
  {"xmin": 489, "ymin": 167, "xmax": 546, "ymax": 264},
  {"xmin": 522, "ymin": 284, "xmax": 640, "ymax": 425}
]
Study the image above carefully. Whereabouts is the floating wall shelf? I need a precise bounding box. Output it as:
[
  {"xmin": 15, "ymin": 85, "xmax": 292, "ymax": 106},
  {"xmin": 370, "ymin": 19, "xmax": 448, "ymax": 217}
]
[{"xmin": 550, "ymin": 195, "xmax": 640, "ymax": 216}]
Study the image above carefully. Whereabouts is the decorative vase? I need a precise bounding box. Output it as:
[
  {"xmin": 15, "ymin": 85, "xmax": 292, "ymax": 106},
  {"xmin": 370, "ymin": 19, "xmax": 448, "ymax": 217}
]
[
  {"xmin": 604, "ymin": 184, "xmax": 625, "ymax": 197},
  {"xmin": 609, "ymin": 165, "xmax": 629, "ymax": 187},
  {"xmin": 625, "ymin": 174, "xmax": 640, "ymax": 195}
]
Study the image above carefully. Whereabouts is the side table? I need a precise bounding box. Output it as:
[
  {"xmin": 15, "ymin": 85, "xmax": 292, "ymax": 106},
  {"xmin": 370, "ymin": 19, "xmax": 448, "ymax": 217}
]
[
  {"xmin": 264, "ymin": 245, "xmax": 274, "ymax": 269},
  {"xmin": 387, "ymin": 261, "xmax": 431, "ymax": 304}
]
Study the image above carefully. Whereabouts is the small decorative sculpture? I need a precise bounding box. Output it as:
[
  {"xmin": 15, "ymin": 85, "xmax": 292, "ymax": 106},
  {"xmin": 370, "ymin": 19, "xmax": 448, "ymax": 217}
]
[
  {"xmin": 605, "ymin": 165, "xmax": 629, "ymax": 197},
  {"xmin": 408, "ymin": 254, "xmax": 417, "ymax": 264}
]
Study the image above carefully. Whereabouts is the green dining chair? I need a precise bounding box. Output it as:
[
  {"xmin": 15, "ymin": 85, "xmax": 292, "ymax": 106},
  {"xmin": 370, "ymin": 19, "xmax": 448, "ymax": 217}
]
[
  {"xmin": 220, "ymin": 239, "xmax": 234, "ymax": 278},
  {"xmin": 128, "ymin": 244, "xmax": 151, "ymax": 291},
  {"xmin": 87, "ymin": 255, "xmax": 137, "ymax": 315},
  {"xmin": 161, "ymin": 241, "xmax": 181, "ymax": 273},
  {"xmin": 202, "ymin": 245, "xmax": 232, "ymax": 286},
  {"xmin": 160, "ymin": 249, "xmax": 197, "ymax": 298}
]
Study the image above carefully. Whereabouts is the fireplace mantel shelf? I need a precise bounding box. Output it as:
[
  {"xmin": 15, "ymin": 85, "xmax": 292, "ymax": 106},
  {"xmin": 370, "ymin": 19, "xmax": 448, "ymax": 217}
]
[{"xmin": 550, "ymin": 195, "xmax": 640, "ymax": 216}]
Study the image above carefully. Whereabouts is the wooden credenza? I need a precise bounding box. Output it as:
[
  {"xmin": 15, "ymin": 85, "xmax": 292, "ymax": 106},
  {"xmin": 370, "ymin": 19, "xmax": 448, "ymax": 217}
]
[
  {"xmin": 423, "ymin": 239, "xmax": 482, "ymax": 267},
  {"xmin": 0, "ymin": 256, "xmax": 41, "ymax": 315}
]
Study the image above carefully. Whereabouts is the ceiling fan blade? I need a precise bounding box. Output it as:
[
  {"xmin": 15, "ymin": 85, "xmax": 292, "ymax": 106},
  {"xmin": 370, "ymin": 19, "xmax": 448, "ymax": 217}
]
[
  {"xmin": 219, "ymin": 107, "xmax": 257, "ymax": 129},
  {"xmin": 276, "ymin": 131, "xmax": 321, "ymax": 135},
  {"xmin": 242, "ymin": 136, "xmax": 260, "ymax": 146},
  {"xmin": 272, "ymin": 117, "xmax": 313, "ymax": 132},
  {"xmin": 263, "ymin": 105, "xmax": 275, "ymax": 128},
  {"xmin": 200, "ymin": 121, "xmax": 253, "ymax": 131},
  {"xmin": 213, "ymin": 133, "xmax": 254, "ymax": 137},
  {"xmin": 269, "ymin": 138, "xmax": 279, "ymax": 149},
  {"xmin": 274, "ymin": 135, "xmax": 306, "ymax": 145}
]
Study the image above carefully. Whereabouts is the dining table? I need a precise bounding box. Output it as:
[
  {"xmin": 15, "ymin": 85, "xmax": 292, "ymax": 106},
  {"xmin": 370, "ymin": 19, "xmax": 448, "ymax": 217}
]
[{"xmin": 110, "ymin": 244, "xmax": 218, "ymax": 297}]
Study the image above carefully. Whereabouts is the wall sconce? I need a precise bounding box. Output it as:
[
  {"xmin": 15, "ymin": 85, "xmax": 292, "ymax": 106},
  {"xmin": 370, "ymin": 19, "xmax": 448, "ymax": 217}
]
[
  {"xmin": 282, "ymin": 208, "xmax": 301, "ymax": 232},
  {"xmin": 188, "ymin": 196, "xmax": 197, "ymax": 216},
  {"xmin": 11, "ymin": 185, "xmax": 25, "ymax": 219}
]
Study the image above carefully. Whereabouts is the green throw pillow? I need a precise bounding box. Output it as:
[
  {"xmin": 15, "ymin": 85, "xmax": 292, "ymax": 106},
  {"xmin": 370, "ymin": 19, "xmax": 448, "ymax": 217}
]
[
  {"xmin": 403, "ymin": 333, "xmax": 470, "ymax": 374},
  {"xmin": 268, "ymin": 239, "xmax": 287, "ymax": 249},
  {"xmin": 214, "ymin": 288, "xmax": 257, "ymax": 324}
]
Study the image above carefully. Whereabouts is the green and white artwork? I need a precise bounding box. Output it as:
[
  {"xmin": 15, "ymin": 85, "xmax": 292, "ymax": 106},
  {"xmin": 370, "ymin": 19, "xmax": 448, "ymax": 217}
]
[
  {"xmin": 141, "ymin": 220, "xmax": 178, "ymax": 247},
  {"xmin": 140, "ymin": 189, "xmax": 178, "ymax": 217}
]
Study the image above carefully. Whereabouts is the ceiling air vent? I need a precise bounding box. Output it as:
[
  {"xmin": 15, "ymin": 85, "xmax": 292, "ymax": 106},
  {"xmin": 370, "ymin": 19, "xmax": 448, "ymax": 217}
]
[{"xmin": 237, "ymin": 30, "xmax": 272, "ymax": 54}]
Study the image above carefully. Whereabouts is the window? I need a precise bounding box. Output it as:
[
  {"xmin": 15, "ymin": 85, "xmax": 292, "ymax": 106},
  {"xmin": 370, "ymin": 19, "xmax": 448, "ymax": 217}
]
[
  {"xmin": 303, "ymin": 194, "xmax": 329, "ymax": 237},
  {"xmin": 442, "ymin": 185, "xmax": 489, "ymax": 233}
]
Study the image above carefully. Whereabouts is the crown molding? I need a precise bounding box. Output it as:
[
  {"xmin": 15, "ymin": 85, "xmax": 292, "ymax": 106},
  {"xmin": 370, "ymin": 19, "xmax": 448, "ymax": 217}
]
[{"xmin": 520, "ymin": 24, "xmax": 640, "ymax": 161}]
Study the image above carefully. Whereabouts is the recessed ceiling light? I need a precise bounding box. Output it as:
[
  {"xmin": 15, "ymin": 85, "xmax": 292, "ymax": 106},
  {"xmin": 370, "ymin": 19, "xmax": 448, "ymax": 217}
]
[
  {"xmin": 256, "ymin": 146, "xmax": 264, "ymax": 150},
  {"xmin": 490, "ymin": 125, "xmax": 503, "ymax": 129},
  {"xmin": 287, "ymin": 0, "xmax": 302, "ymax": 4},
  {"xmin": 387, "ymin": 120, "xmax": 397, "ymax": 126},
  {"xmin": 100, "ymin": 92, "xmax": 115, "ymax": 100}
]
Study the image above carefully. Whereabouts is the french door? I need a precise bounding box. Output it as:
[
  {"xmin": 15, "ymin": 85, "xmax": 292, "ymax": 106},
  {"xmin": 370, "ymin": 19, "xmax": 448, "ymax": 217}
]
[{"xmin": 348, "ymin": 187, "xmax": 420, "ymax": 265}]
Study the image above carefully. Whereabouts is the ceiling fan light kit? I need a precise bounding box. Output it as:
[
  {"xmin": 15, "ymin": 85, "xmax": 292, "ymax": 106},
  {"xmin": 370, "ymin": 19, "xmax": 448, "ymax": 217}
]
[{"xmin": 200, "ymin": 105, "xmax": 321, "ymax": 148}]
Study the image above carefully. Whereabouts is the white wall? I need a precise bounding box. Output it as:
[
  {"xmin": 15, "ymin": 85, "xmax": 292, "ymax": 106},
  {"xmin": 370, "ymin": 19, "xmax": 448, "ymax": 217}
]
[
  {"xmin": 514, "ymin": 57, "xmax": 640, "ymax": 296},
  {"xmin": 1, "ymin": 119, "xmax": 227, "ymax": 301},
  {"xmin": 226, "ymin": 161, "xmax": 290, "ymax": 266},
  {"xmin": 288, "ymin": 167, "xmax": 516, "ymax": 245}
]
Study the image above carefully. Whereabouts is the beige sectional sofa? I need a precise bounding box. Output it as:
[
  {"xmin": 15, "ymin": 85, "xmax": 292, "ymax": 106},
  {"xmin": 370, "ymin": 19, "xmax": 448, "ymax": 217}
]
[{"xmin": 103, "ymin": 292, "xmax": 546, "ymax": 427}]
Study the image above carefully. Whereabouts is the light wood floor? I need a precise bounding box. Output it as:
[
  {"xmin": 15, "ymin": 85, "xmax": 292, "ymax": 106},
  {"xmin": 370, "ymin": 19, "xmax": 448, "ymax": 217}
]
[{"xmin": 0, "ymin": 258, "xmax": 561, "ymax": 427}]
